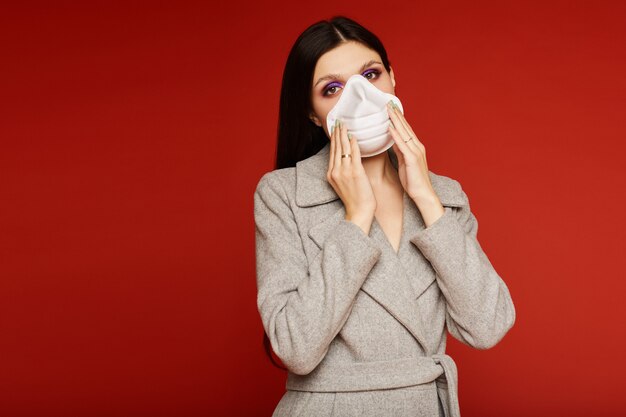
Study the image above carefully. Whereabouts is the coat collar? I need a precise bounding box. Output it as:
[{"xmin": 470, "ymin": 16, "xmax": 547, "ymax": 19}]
[
  {"xmin": 295, "ymin": 141, "xmax": 468, "ymax": 355},
  {"xmin": 295, "ymin": 142, "xmax": 467, "ymax": 208}
]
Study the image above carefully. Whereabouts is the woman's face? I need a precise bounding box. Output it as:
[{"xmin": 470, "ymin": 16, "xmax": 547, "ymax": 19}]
[{"xmin": 309, "ymin": 41, "xmax": 396, "ymax": 138}]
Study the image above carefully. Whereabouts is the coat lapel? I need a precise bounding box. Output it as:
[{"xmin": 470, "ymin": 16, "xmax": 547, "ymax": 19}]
[
  {"xmin": 295, "ymin": 142, "xmax": 344, "ymax": 249},
  {"xmin": 296, "ymin": 142, "xmax": 467, "ymax": 353}
]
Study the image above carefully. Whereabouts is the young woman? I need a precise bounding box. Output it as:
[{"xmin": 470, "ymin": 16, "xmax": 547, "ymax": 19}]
[{"xmin": 254, "ymin": 16, "xmax": 516, "ymax": 417}]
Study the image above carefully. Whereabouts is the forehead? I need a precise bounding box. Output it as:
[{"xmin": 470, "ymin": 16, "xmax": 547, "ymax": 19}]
[{"xmin": 313, "ymin": 41, "xmax": 381, "ymax": 79}]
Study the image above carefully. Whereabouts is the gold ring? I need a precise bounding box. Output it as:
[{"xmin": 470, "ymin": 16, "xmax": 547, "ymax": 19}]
[
  {"xmin": 341, "ymin": 153, "xmax": 352, "ymax": 159},
  {"xmin": 404, "ymin": 136, "xmax": 413, "ymax": 143}
]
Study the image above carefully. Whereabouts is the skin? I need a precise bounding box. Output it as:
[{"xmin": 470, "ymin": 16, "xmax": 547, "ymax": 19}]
[{"xmin": 308, "ymin": 41, "xmax": 445, "ymax": 251}]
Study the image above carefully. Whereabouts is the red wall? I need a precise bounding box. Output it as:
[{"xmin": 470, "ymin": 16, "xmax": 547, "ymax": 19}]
[{"xmin": 1, "ymin": 1, "xmax": 625, "ymax": 416}]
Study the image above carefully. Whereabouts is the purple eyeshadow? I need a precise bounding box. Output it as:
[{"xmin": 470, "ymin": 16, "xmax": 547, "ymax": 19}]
[{"xmin": 322, "ymin": 69, "xmax": 380, "ymax": 96}]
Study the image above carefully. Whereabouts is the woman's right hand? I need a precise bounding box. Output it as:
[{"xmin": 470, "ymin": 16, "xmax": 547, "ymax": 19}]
[{"xmin": 327, "ymin": 120, "xmax": 377, "ymax": 235}]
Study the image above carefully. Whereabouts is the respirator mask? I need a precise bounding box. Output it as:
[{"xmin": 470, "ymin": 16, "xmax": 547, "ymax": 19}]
[{"xmin": 325, "ymin": 74, "xmax": 404, "ymax": 158}]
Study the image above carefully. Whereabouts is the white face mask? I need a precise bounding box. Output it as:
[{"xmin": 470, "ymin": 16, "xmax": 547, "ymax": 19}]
[{"xmin": 325, "ymin": 74, "xmax": 404, "ymax": 158}]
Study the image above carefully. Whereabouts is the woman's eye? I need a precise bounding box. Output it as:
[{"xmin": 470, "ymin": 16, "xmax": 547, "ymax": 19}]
[
  {"xmin": 363, "ymin": 69, "xmax": 380, "ymax": 80},
  {"xmin": 323, "ymin": 84, "xmax": 342, "ymax": 97}
]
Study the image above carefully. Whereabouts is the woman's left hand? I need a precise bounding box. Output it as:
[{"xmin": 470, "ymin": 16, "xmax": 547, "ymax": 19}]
[{"xmin": 386, "ymin": 101, "xmax": 437, "ymax": 202}]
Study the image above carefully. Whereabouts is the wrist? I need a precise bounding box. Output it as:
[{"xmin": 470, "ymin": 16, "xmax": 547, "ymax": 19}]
[
  {"xmin": 412, "ymin": 194, "xmax": 445, "ymax": 228},
  {"xmin": 345, "ymin": 213, "xmax": 374, "ymax": 235},
  {"xmin": 411, "ymin": 190, "xmax": 440, "ymax": 208}
]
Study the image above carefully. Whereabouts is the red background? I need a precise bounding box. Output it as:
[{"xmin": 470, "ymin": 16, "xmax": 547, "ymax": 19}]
[{"xmin": 1, "ymin": 1, "xmax": 625, "ymax": 416}]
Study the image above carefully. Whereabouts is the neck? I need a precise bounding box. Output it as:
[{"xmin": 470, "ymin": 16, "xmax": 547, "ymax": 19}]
[{"xmin": 361, "ymin": 150, "xmax": 399, "ymax": 188}]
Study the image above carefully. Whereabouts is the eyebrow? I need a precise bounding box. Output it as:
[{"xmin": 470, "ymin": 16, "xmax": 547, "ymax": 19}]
[{"xmin": 313, "ymin": 59, "xmax": 383, "ymax": 87}]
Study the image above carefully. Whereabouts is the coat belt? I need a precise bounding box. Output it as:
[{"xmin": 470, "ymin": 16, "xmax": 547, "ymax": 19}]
[{"xmin": 285, "ymin": 353, "xmax": 461, "ymax": 417}]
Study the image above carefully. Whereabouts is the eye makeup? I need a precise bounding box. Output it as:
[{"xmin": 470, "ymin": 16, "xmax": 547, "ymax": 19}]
[{"xmin": 321, "ymin": 68, "xmax": 381, "ymax": 97}]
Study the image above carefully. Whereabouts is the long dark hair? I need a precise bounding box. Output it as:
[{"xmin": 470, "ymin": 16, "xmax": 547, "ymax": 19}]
[{"xmin": 263, "ymin": 15, "xmax": 394, "ymax": 370}]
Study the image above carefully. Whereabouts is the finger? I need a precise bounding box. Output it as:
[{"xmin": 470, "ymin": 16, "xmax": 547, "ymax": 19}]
[
  {"xmin": 333, "ymin": 120, "xmax": 342, "ymax": 172},
  {"xmin": 392, "ymin": 104, "xmax": 414, "ymax": 138},
  {"xmin": 339, "ymin": 120, "xmax": 351, "ymax": 166},
  {"xmin": 387, "ymin": 102, "xmax": 411, "ymax": 141},
  {"xmin": 388, "ymin": 102, "xmax": 424, "ymax": 153},
  {"xmin": 391, "ymin": 104, "xmax": 425, "ymax": 152},
  {"xmin": 328, "ymin": 123, "xmax": 336, "ymax": 174},
  {"xmin": 388, "ymin": 116, "xmax": 412, "ymax": 158},
  {"xmin": 350, "ymin": 131, "xmax": 362, "ymax": 168},
  {"xmin": 392, "ymin": 141, "xmax": 405, "ymax": 166}
]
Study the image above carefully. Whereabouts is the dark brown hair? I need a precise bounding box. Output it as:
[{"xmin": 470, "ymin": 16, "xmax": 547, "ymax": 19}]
[{"xmin": 263, "ymin": 15, "xmax": 393, "ymax": 370}]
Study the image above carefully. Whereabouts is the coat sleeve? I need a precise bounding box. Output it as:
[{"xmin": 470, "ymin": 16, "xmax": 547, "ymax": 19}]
[
  {"xmin": 254, "ymin": 173, "xmax": 383, "ymax": 374},
  {"xmin": 409, "ymin": 184, "xmax": 516, "ymax": 349}
]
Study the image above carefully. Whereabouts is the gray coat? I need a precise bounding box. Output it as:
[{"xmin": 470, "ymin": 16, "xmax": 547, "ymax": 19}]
[{"xmin": 254, "ymin": 143, "xmax": 516, "ymax": 416}]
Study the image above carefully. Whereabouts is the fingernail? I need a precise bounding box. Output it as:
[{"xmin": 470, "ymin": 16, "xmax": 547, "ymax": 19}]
[
  {"xmin": 331, "ymin": 126, "xmax": 335, "ymax": 134},
  {"xmin": 334, "ymin": 119, "xmax": 339, "ymax": 128},
  {"xmin": 347, "ymin": 133, "xmax": 352, "ymax": 140},
  {"xmin": 388, "ymin": 100, "xmax": 394, "ymax": 108}
]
